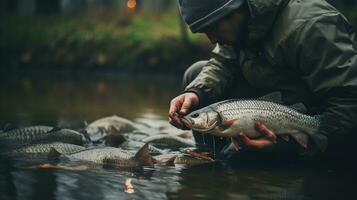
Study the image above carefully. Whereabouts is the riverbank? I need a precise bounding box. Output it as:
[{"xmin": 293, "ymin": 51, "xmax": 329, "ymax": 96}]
[
  {"xmin": 0, "ymin": 10, "xmax": 212, "ymax": 74},
  {"xmin": 1, "ymin": 7, "xmax": 356, "ymax": 75}
]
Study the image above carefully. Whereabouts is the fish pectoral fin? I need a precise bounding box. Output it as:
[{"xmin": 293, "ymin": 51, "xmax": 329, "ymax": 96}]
[
  {"xmin": 279, "ymin": 135, "xmax": 290, "ymax": 142},
  {"xmin": 48, "ymin": 147, "xmax": 61, "ymax": 160},
  {"xmin": 135, "ymin": 143, "xmax": 155, "ymax": 167},
  {"xmin": 290, "ymin": 132, "xmax": 309, "ymax": 149},
  {"xmin": 218, "ymin": 118, "xmax": 238, "ymax": 131},
  {"xmin": 310, "ymin": 133, "xmax": 328, "ymax": 152}
]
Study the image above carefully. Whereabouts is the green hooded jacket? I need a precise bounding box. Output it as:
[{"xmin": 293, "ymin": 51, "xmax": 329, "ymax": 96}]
[{"xmin": 184, "ymin": 0, "xmax": 357, "ymax": 152}]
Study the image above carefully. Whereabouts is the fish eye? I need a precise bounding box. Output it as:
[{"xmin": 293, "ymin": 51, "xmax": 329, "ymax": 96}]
[{"xmin": 191, "ymin": 113, "xmax": 199, "ymax": 118}]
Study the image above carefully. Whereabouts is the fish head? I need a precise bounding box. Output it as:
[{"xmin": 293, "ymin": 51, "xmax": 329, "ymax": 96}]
[{"xmin": 181, "ymin": 108, "xmax": 221, "ymax": 132}]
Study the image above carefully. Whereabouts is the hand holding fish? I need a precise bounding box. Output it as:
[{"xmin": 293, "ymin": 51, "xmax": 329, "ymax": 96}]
[
  {"xmin": 231, "ymin": 122, "xmax": 277, "ymax": 151},
  {"xmin": 169, "ymin": 92, "xmax": 199, "ymax": 129}
]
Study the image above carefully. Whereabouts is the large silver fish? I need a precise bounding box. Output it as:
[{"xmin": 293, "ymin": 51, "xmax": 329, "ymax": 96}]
[
  {"xmin": 51, "ymin": 143, "xmax": 155, "ymax": 167},
  {"xmin": 7, "ymin": 142, "xmax": 85, "ymax": 157},
  {"xmin": 0, "ymin": 126, "xmax": 89, "ymax": 149},
  {"xmin": 181, "ymin": 93, "xmax": 327, "ymax": 151}
]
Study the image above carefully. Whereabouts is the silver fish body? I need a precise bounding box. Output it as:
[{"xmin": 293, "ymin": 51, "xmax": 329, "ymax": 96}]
[
  {"xmin": 182, "ymin": 99, "xmax": 327, "ymax": 151},
  {"xmin": 0, "ymin": 126, "xmax": 89, "ymax": 149},
  {"xmin": 64, "ymin": 143, "xmax": 154, "ymax": 167},
  {"xmin": 7, "ymin": 142, "xmax": 85, "ymax": 157},
  {"xmin": 142, "ymin": 134, "xmax": 195, "ymax": 148},
  {"xmin": 85, "ymin": 115, "xmax": 139, "ymax": 141}
]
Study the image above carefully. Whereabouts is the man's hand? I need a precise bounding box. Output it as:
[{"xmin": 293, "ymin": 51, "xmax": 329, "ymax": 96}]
[
  {"xmin": 232, "ymin": 122, "xmax": 277, "ymax": 151},
  {"xmin": 169, "ymin": 92, "xmax": 199, "ymax": 129}
]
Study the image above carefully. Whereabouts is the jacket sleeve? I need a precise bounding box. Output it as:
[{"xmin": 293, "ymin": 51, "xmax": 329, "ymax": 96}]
[
  {"xmin": 184, "ymin": 43, "xmax": 240, "ymax": 106},
  {"xmin": 286, "ymin": 13, "xmax": 357, "ymax": 146}
]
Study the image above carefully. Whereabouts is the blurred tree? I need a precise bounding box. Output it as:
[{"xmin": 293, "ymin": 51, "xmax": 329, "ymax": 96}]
[
  {"xmin": 36, "ymin": 0, "xmax": 60, "ymax": 14},
  {"xmin": 0, "ymin": 0, "xmax": 19, "ymax": 13},
  {"xmin": 139, "ymin": 0, "xmax": 175, "ymax": 12},
  {"xmin": 61, "ymin": 0, "xmax": 87, "ymax": 13}
]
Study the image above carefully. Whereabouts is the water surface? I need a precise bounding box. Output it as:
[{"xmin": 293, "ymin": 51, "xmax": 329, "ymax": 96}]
[{"xmin": 0, "ymin": 72, "xmax": 356, "ymax": 200}]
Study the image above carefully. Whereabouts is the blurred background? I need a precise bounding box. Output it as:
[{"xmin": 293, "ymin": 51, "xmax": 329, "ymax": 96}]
[
  {"xmin": 0, "ymin": 0, "xmax": 212, "ymax": 74},
  {"xmin": 0, "ymin": 0, "xmax": 356, "ymax": 127},
  {"xmin": 0, "ymin": 0, "xmax": 356, "ymax": 74}
]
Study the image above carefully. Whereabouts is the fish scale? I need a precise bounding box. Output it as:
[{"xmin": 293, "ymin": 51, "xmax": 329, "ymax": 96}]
[
  {"xmin": 9, "ymin": 142, "xmax": 85, "ymax": 156},
  {"xmin": 182, "ymin": 98, "xmax": 327, "ymax": 151},
  {"xmin": 64, "ymin": 144, "xmax": 155, "ymax": 167},
  {"xmin": 0, "ymin": 126, "xmax": 54, "ymax": 148},
  {"xmin": 0, "ymin": 126, "xmax": 87, "ymax": 149},
  {"xmin": 215, "ymin": 100, "xmax": 319, "ymax": 133}
]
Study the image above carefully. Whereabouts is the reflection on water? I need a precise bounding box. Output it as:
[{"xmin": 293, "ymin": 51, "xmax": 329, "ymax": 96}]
[
  {"xmin": 0, "ymin": 73, "xmax": 357, "ymax": 200},
  {"xmin": 0, "ymin": 73, "xmax": 180, "ymax": 128}
]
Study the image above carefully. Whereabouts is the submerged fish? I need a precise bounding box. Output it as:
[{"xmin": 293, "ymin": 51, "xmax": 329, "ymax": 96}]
[
  {"xmin": 142, "ymin": 134, "xmax": 195, "ymax": 148},
  {"xmin": 7, "ymin": 142, "xmax": 85, "ymax": 157},
  {"xmin": 153, "ymin": 153, "xmax": 178, "ymax": 166},
  {"xmin": 153, "ymin": 151, "xmax": 214, "ymax": 166},
  {"xmin": 181, "ymin": 92, "xmax": 327, "ymax": 151},
  {"xmin": 85, "ymin": 115, "xmax": 139, "ymax": 141},
  {"xmin": 120, "ymin": 140, "xmax": 166, "ymax": 155},
  {"xmin": 52, "ymin": 143, "xmax": 155, "ymax": 167},
  {"xmin": 0, "ymin": 126, "xmax": 89, "ymax": 149},
  {"xmin": 174, "ymin": 154, "xmax": 214, "ymax": 166}
]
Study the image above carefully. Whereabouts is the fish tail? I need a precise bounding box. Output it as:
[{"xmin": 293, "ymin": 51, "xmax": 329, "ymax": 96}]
[{"xmin": 134, "ymin": 143, "xmax": 155, "ymax": 166}]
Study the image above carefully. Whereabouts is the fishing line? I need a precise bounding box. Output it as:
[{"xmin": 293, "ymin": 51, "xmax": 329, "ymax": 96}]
[
  {"xmin": 202, "ymin": 134, "xmax": 206, "ymax": 144},
  {"xmin": 212, "ymin": 135, "xmax": 216, "ymax": 159}
]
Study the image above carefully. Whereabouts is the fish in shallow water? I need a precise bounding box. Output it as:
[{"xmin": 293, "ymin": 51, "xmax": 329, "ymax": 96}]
[
  {"xmin": 51, "ymin": 143, "xmax": 155, "ymax": 167},
  {"xmin": 142, "ymin": 134, "xmax": 195, "ymax": 149},
  {"xmin": 85, "ymin": 115, "xmax": 139, "ymax": 141},
  {"xmin": 120, "ymin": 140, "xmax": 166, "ymax": 155},
  {"xmin": 0, "ymin": 126, "xmax": 89, "ymax": 149},
  {"xmin": 6, "ymin": 142, "xmax": 85, "ymax": 157},
  {"xmin": 174, "ymin": 154, "xmax": 214, "ymax": 166},
  {"xmin": 153, "ymin": 152, "xmax": 214, "ymax": 166},
  {"xmin": 181, "ymin": 92, "xmax": 328, "ymax": 151}
]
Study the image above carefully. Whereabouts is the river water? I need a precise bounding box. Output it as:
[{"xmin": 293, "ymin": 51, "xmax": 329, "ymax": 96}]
[{"xmin": 0, "ymin": 72, "xmax": 356, "ymax": 200}]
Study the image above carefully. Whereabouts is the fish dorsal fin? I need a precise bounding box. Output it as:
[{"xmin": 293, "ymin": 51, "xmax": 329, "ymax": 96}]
[
  {"xmin": 83, "ymin": 120, "xmax": 88, "ymax": 127},
  {"xmin": 289, "ymin": 103, "xmax": 308, "ymax": 114},
  {"xmin": 48, "ymin": 147, "xmax": 61, "ymax": 159},
  {"xmin": 134, "ymin": 143, "xmax": 155, "ymax": 166},
  {"xmin": 258, "ymin": 92, "xmax": 283, "ymax": 104}
]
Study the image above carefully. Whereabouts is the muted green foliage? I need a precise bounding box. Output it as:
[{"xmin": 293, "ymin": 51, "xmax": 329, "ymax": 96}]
[
  {"xmin": 0, "ymin": 10, "xmax": 210, "ymax": 73},
  {"xmin": 0, "ymin": 6, "xmax": 355, "ymax": 73}
]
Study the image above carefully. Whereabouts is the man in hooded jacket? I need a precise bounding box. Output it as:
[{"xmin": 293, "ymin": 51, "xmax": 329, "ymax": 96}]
[{"xmin": 169, "ymin": 0, "xmax": 357, "ymax": 160}]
